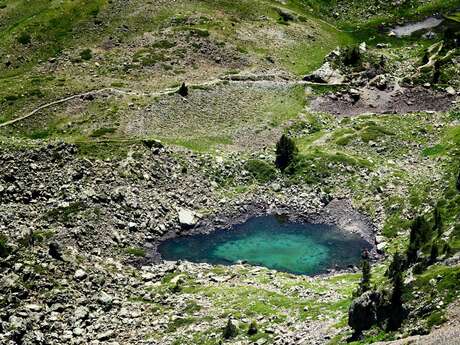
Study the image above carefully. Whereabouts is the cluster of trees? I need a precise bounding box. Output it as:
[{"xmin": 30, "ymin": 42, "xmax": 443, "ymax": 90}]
[{"xmin": 349, "ymin": 202, "xmax": 449, "ymax": 340}]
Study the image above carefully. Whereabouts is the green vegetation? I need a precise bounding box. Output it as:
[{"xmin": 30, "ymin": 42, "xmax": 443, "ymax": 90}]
[
  {"xmin": 245, "ymin": 159, "xmax": 277, "ymax": 183},
  {"xmin": 275, "ymin": 134, "xmax": 298, "ymax": 172},
  {"xmin": 79, "ymin": 48, "xmax": 92, "ymax": 61},
  {"xmin": 1, "ymin": 0, "xmax": 460, "ymax": 344},
  {"xmin": 354, "ymin": 252, "xmax": 371, "ymax": 297},
  {"xmin": 125, "ymin": 247, "xmax": 146, "ymax": 257},
  {"xmin": 0, "ymin": 233, "xmax": 11, "ymax": 258},
  {"xmin": 222, "ymin": 318, "xmax": 238, "ymax": 339}
]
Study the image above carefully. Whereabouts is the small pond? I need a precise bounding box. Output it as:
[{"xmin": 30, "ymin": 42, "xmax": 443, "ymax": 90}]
[
  {"xmin": 392, "ymin": 17, "xmax": 444, "ymax": 37},
  {"xmin": 158, "ymin": 216, "xmax": 372, "ymax": 275}
]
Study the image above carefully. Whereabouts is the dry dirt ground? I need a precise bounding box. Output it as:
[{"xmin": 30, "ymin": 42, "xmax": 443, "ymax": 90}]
[{"xmin": 310, "ymin": 86, "xmax": 457, "ymax": 116}]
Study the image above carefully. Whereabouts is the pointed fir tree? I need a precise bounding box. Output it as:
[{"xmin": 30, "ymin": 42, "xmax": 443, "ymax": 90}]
[
  {"xmin": 433, "ymin": 206, "xmax": 443, "ymax": 235},
  {"xmin": 387, "ymin": 252, "xmax": 404, "ymax": 282},
  {"xmin": 275, "ymin": 134, "xmax": 298, "ymax": 172},
  {"xmin": 355, "ymin": 250, "xmax": 371, "ymax": 297},
  {"xmin": 430, "ymin": 243, "xmax": 439, "ymax": 264},
  {"xmin": 223, "ymin": 318, "xmax": 238, "ymax": 339},
  {"xmin": 177, "ymin": 82, "xmax": 188, "ymax": 97},
  {"xmin": 407, "ymin": 216, "xmax": 432, "ymax": 264},
  {"xmin": 387, "ymin": 263, "xmax": 405, "ymax": 330},
  {"xmin": 457, "ymin": 170, "xmax": 460, "ymax": 192}
]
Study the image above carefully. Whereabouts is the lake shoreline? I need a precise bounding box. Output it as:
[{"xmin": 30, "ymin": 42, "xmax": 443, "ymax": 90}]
[{"xmin": 142, "ymin": 198, "xmax": 379, "ymax": 272}]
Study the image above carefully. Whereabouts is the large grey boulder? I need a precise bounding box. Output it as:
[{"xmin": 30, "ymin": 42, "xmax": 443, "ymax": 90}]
[
  {"xmin": 177, "ymin": 208, "xmax": 198, "ymax": 228},
  {"xmin": 303, "ymin": 62, "xmax": 345, "ymax": 84},
  {"xmin": 348, "ymin": 290, "xmax": 382, "ymax": 333}
]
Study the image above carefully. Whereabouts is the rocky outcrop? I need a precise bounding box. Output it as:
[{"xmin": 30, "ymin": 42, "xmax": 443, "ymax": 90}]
[
  {"xmin": 303, "ymin": 62, "xmax": 345, "ymax": 84},
  {"xmin": 348, "ymin": 290, "xmax": 382, "ymax": 334}
]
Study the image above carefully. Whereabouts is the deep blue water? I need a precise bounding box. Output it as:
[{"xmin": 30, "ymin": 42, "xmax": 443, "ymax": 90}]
[{"xmin": 158, "ymin": 216, "xmax": 371, "ymax": 275}]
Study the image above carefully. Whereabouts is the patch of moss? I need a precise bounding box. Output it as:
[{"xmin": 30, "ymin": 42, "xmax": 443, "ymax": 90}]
[{"xmin": 125, "ymin": 247, "xmax": 146, "ymax": 257}]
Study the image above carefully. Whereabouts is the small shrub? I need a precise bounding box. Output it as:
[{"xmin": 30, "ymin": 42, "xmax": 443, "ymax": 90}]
[
  {"xmin": 245, "ymin": 159, "xmax": 276, "ymax": 183},
  {"xmin": 0, "ymin": 234, "xmax": 11, "ymax": 258},
  {"xmin": 17, "ymin": 32, "xmax": 31, "ymax": 45},
  {"xmin": 247, "ymin": 320, "xmax": 258, "ymax": 335},
  {"xmin": 426, "ymin": 311, "xmax": 446, "ymax": 329},
  {"xmin": 90, "ymin": 127, "xmax": 116, "ymax": 138},
  {"xmin": 223, "ymin": 318, "xmax": 238, "ymax": 339},
  {"xmin": 80, "ymin": 49, "xmax": 92, "ymax": 61},
  {"xmin": 125, "ymin": 247, "xmax": 145, "ymax": 257},
  {"xmin": 343, "ymin": 45, "xmax": 361, "ymax": 66},
  {"xmin": 151, "ymin": 40, "xmax": 175, "ymax": 49},
  {"xmin": 189, "ymin": 28, "xmax": 209, "ymax": 37}
]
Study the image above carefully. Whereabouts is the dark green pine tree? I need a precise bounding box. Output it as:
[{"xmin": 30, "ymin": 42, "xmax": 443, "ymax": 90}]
[
  {"xmin": 355, "ymin": 250, "xmax": 371, "ymax": 297},
  {"xmin": 388, "ymin": 264, "xmax": 405, "ymax": 330},
  {"xmin": 407, "ymin": 216, "xmax": 432, "ymax": 264},
  {"xmin": 177, "ymin": 82, "xmax": 188, "ymax": 97},
  {"xmin": 275, "ymin": 134, "xmax": 298, "ymax": 172},
  {"xmin": 387, "ymin": 252, "xmax": 404, "ymax": 281},
  {"xmin": 430, "ymin": 243, "xmax": 439, "ymax": 264},
  {"xmin": 433, "ymin": 206, "xmax": 443, "ymax": 235},
  {"xmin": 457, "ymin": 170, "xmax": 460, "ymax": 192},
  {"xmin": 223, "ymin": 318, "xmax": 238, "ymax": 339}
]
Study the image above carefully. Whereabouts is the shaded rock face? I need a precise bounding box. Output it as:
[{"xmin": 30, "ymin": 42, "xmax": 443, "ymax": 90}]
[{"xmin": 348, "ymin": 290, "xmax": 382, "ymax": 333}]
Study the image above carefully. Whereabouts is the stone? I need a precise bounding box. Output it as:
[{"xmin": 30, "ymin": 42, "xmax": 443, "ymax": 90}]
[
  {"xmin": 25, "ymin": 304, "xmax": 42, "ymax": 312},
  {"xmin": 73, "ymin": 306, "xmax": 89, "ymax": 321},
  {"xmin": 377, "ymin": 242, "xmax": 387, "ymax": 252},
  {"xmin": 98, "ymin": 291, "xmax": 113, "ymax": 305},
  {"xmin": 74, "ymin": 269, "xmax": 87, "ymax": 280},
  {"xmin": 97, "ymin": 330, "xmax": 114, "ymax": 341},
  {"xmin": 446, "ymin": 86, "xmax": 456, "ymax": 95},
  {"xmin": 348, "ymin": 290, "xmax": 382, "ymax": 333},
  {"xmin": 271, "ymin": 183, "xmax": 281, "ymax": 192},
  {"xmin": 177, "ymin": 208, "xmax": 197, "ymax": 228},
  {"xmin": 303, "ymin": 62, "xmax": 345, "ymax": 84}
]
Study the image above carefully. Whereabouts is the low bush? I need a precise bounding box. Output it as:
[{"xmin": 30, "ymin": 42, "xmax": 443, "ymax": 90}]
[{"xmin": 245, "ymin": 159, "xmax": 276, "ymax": 183}]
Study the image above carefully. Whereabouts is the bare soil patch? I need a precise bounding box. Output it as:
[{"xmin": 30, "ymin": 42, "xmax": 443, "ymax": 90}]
[{"xmin": 310, "ymin": 86, "xmax": 456, "ymax": 116}]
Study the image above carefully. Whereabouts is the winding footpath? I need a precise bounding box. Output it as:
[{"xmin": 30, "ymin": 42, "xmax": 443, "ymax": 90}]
[{"xmin": 0, "ymin": 76, "xmax": 345, "ymax": 129}]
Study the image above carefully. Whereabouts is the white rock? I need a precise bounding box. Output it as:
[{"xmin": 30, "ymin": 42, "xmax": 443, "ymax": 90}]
[
  {"xmin": 74, "ymin": 269, "xmax": 87, "ymax": 280},
  {"xmin": 98, "ymin": 291, "xmax": 113, "ymax": 304},
  {"xmin": 377, "ymin": 242, "xmax": 387, "ymax": 252},
  {"xmin": 178, "ymin": 208, "xmax": 197, "ymax": 228},
  {"xmin": 446, "ymin": 86, "xmax": 456, "ymax": 95}
]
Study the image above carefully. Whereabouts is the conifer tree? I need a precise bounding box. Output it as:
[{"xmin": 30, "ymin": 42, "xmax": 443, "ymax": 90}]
[
  {"xmin": 457, "ymin": 170, "xmax": 460, "ymax": 192},
  {"xmin": 387, "ymin": 252, "xmax": 404, "ymax": 281},
  {"xmin": 430, "ymin": 243, "xmax": 439, "ymax": 264},
  {"xmin": 177, "ymin": 82, "xmax": 188, "ymax": 97},
  {"xmin": 407, "ymin": 216, "xmax": 432, "ymax": 264},
  {"xmin": 433, "ymin": 206, "xmax": 443, "ymax": 235},
  {"xmin": 275, "ymin": 134, "xmax": 298, "ymax": 172},
  {"xmin": 355, "ymin": 250, "xmax": 371, "ymax": 297},
  {"xmin": 388, "ymin": 264, "xmax": 404, "ymax": 330},
  {"xmin": 223, "ymin": 318, "xmax": 238, "ymax": 339}
]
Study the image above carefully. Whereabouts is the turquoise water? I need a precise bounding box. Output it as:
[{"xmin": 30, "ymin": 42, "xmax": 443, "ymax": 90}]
[{"xmin": 158, "ymin": 216, "xmax": 371, "ymax": 275}]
